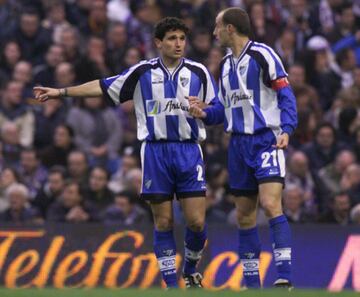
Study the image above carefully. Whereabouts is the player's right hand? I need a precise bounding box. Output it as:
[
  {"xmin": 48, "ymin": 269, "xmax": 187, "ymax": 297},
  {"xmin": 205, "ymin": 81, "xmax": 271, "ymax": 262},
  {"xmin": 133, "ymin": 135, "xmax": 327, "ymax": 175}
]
[
  {"xmin": 189, "ymin": 105, "xmax": 207, "ymax": 119},
  {"xmin": 33, "ymin": 86, "xmax": 60, "ymax": 102}
]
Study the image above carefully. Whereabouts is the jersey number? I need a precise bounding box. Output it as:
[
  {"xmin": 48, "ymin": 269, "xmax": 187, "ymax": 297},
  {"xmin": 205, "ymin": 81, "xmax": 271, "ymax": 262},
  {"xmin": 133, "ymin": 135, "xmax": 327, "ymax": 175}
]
[
  {"xmin": 197, "ymin": 165, "xmax": 204, "ymax": 181},
  {"xmin": 261, "ymin": 151, "xmax": 278, "ymax": 168}
]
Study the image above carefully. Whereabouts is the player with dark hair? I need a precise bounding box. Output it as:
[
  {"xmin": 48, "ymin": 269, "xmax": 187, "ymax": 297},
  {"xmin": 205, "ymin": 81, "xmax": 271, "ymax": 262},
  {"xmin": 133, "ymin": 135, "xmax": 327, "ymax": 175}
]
[
  {"xmin": 34, "ymin": 17, "xmax": 219, "ymax": 289},
  {"xmin": 189, "ymin": 7, "xmax": 297, "ymax": 289}
]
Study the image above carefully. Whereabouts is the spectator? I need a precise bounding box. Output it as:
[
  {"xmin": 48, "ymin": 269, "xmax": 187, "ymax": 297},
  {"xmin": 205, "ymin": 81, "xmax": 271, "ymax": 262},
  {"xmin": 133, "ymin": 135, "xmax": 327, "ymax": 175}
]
[
  {"xmin": 47, "ymin": 181, "xmax": 98, "ymax": 222},
  {"xmin": 0, "ymin": 81, "xmax": 35, "ymax": 147},
  {"xmin": 33, "ymin": 44, "xmax": 65, "ymax": 87},
  {"xmin": 0, "ymin": 167, "xmax": 20, "ymax": 212},
  {"xmin": 0, "ymin": 122, "xmax": 23, "ymax": 167},
  {"xmin": 340, "ymin": 164, "xmax": 360, "ymax": 206},
  {"xmin": 17, "ymin": 148, "xmax": 47, "ymax": 199},
  {"xmin": 248, "ymin": 0, "xmax": 278, "ymax": 47},
  {"xmin": 350, "ymin": 204, "xmax": 360, "ymax": 224},
  {"xmin": 67, "ymin": 150, "xmax": 89, "ymax": 186},
  {"xmin": 13, "ymin": 8, "xmax": 52, "ymax": 65},
  {"xmin": 0, "ymin": 183, "xmax": 42, "ymax": 224},
  {"xmin": 58, "ymin": 26, "xmax": 99, "ymax": 83},
  {"xmin": 80, "ymin": 0, "xmax": 108, "ymax": 38},
  {"xmin": 40, "ymin": 124, "xmax": 75, "ymax": 168},
  {"xmin": 187, "ymin": 28, "xmax": 212, "ymax": 64},
  {"xmin": 303, "ymin": 123, "xmax": 345, "ymax": 172},
  {"xmin": 32, "ymin": 166, "xmax": 66, "ymax": 218},
  {"xmin": 67, "ymin": 97, "xmax": 122, "ymax": 168},
  {"xmin": 286, "ymin": 151, "xmax": 317, "ymax": 213},
  {"xmin": 274, "ymin": 28, "xmax": 297, "ymax": 69},
  {"xmin": 283, "ymin": 184, "xmax": 315, "ymax": 223},
  {"xmin": 0, "ymin": 40, "xmax": 22, "ymax": 78},
  {"xmin": 106, "ymin": 22, "xmax": 129, "ymax": 74},
  {"xmin": 205, "ymin": 189, "xmax": 227, "ymax": 223},
  {"xmin": 84, "ymin": 166, "xmax": 114, "ymax": 209},
  {"xmin": 85, "ymin": 35, "xmax": 110, "ymax": 77},
  {"xmin": 327, "ymin": 2, "xmax": 356, "ymax": 44},
  {"xmin": 205, "ymin": 47, "xmax": 226, "ymax": 82},
  {"xmin": 304, "ymin": 36, "xmax": 341, "ymax": 110},
  {"xmin": 318, "ymin": 191, "xmax": 352, "ymax": 225},
  {"xmin": 102, "ymin": 190, "xmax": 149, "ymax": 225},
  {"xmin": 34, "ymin": 99, "xmax": 67, "ymax": 149},
  {"xmin": 318, "ymin": 149, "xmax": 356, "ymax": 204},
  {"xmin": 42, "ymin": 1, "xmax": 70, "ymax": 43},
  {"xmin": 54, "ymin": 62, "xmax": 77, "ymax": 92},
  {"xmin": 108, "ymin": 150, "xmax": 140, "ymax": 193},
  {"xmin": 12, "ymin": 60, "xmax": 33, "ymax": 100},
  {"xmin": 338, "ymin": 107, "xmax": 360, "ymax": 144}
]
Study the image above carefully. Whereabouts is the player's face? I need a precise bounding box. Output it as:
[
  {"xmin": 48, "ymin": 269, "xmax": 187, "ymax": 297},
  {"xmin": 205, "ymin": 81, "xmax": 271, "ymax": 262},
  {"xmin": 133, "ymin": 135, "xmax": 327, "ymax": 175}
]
[
  {"xmin": 213, "ymin": 12, "xmax": 230, "ymax": 47},
  {"xmin": 156, "ymin": 30, "xmax": 186, "ymax": 61}
]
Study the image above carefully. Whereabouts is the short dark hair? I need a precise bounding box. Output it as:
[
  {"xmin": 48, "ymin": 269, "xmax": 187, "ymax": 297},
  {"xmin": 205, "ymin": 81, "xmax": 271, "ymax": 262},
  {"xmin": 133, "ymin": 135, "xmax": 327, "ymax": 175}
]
[
  {"xmin": 222, "ymin": 7, "xmax": 251, "ymax": 37},
  {"xmin": 154, "ymin": 17, "xmax": 189, "ymax": 40}
]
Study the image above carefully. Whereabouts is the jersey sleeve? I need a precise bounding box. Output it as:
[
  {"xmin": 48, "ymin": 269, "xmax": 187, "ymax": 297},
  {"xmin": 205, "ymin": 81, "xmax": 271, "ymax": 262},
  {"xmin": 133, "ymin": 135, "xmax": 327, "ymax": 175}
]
[
  {"xmin": 250, "ymin": 45, "xmax": 288, "ymax": 89},
  {"xmin": 99, "ymin": 62, "xmax": 146, "ymax": 106},
  {"xmin": 202, "ymin": 67, "xmax": 218, "ymax": 104}
]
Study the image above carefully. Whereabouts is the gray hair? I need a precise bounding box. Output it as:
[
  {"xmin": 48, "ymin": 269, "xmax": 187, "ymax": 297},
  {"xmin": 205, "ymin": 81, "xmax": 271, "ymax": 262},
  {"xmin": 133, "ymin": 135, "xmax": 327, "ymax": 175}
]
[{"xmin": 5, "ymin": 183, "xmax": 29, "ymax": 200}]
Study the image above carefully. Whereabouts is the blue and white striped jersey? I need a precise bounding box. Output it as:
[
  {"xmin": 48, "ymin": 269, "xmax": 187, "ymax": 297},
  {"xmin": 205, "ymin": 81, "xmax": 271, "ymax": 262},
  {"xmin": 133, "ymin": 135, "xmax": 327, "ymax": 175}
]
[
  {"xmin": 100, "ymin": 57, "xmax": 217, "ymax": 142},
  {"xmin": 206, "ymin": 40, "xmax": 297, "ymax": 136}
]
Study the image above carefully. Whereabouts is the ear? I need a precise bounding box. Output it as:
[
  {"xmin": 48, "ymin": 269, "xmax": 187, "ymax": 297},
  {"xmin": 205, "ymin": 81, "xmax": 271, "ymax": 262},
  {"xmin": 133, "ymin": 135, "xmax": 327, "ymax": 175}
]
[
  {"xmin": 154, "ymin": 38, "xmax": 162, "ymax": 49},
  {"xmin": 226, "ymin": 24, "xmax": 234, "ymax": 34}
]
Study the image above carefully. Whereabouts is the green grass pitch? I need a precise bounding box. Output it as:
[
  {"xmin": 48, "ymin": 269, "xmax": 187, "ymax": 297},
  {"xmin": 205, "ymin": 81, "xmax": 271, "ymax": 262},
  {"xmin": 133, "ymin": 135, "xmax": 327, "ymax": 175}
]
[{"xmin": 0, "ymin": 288, "xmax": 358, "ymax": 297}]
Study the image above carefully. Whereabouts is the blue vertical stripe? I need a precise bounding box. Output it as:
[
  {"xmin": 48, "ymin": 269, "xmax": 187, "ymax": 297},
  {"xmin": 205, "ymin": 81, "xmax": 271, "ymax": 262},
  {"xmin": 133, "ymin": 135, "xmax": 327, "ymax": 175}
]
[
  {"xmin": 247, "ymin": 57, "xmax": 266, "ymax": 131},
  {"xmin": 164, "ymin": 78, "xmax": 179, "ymax": 140},
  {"xmin": 139, "ymin": 70, "xmax": 154, "ymax": 141},
  {"xmin": 229, "ymin": 67, "xmax": 239, "ymax": 90},
  {"xmin": 187, "ymin": 71, "xmax": 201, "ymax": 139},
  {"xmin": 232, "ymin": 107, "xmax": 244, "ymax": 132}
]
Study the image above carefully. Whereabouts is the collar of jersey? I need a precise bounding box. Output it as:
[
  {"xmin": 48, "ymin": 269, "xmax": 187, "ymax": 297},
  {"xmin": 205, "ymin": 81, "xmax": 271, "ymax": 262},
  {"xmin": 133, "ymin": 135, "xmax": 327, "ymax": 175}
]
[
  {"xmin": 158, "ymin": 57, "xmax": 185, "ymax": 81},
  {"xmin": 230, "ymin": 40, "xmax": 252, "ymax": 70}
]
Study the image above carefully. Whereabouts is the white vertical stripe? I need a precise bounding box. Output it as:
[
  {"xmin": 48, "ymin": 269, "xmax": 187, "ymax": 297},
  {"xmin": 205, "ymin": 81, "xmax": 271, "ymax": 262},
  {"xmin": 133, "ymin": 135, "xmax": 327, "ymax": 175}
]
[
  {"xmin": 151, "ymin": 68, "xmax": 167, "ymax": 139},
  {"xmin": 222, "ymin": 60, "xmax": 233, "ymax": 132},
  {"xmin": 259, "ymin": 88, "xmax": 281, "ymax": 130},
  {"xmin": 254, "ymin": 42, "xmax": 288, "ymax": 75},
  {"xmin": 133, "ymin": 83, "xmax": 148, "ymax": 141},
  {"xmin": 277, "ymin": 149, "xmax": 286, "ymax": 177},
  {"xmin": 176, "ymin": 67, "xmax": 192, "ymax": 140},
  {"xmin": 251, "ymin": 46, "xmax": 277, "ymax": 80},
  {"xmin": 237, "ymin": 55, "xmax": 254, "ymax": 134},
  {"xmin": 140, "ymin": 141, "xmax": 146, "ymax": 194}
]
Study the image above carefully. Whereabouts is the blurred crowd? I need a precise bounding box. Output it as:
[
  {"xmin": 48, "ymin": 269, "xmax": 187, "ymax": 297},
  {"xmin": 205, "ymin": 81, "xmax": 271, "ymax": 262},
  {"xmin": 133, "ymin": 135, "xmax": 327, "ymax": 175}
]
[{"xmin": 0, "ymin": 0, "xmax": 360, "ymax": 226}]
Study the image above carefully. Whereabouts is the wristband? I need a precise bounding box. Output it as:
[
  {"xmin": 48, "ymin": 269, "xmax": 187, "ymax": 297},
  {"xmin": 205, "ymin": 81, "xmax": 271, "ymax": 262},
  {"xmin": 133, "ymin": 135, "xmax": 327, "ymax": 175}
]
[{"xmin": 59, "ymin": 88, "xmax": 68, "ymax": 97}]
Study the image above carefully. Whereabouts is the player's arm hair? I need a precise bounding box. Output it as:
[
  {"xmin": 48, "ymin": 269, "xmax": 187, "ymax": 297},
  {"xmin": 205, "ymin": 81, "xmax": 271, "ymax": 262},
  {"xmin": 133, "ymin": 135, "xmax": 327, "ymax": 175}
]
[{"xmin": 60, "ymin": 80, "xmax": 103, "ymax": 97}]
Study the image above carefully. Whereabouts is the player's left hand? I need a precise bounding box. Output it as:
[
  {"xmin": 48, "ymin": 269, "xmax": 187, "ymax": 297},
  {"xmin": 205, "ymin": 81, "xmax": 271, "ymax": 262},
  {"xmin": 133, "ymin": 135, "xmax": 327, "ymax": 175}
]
[
  {"xmin": 275, "ymin": 133, "xmax": 289, "ymax": 149},
  {"xmin": 185, "ymin": 96, "xmax": 208, "ymax": 109}
]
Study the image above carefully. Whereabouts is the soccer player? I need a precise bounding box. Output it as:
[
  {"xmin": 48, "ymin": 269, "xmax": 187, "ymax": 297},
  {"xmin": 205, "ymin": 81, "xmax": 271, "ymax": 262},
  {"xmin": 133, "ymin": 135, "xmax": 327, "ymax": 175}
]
[
  {"xmin": 189, "ymin": 8, "xmax": 297, "ymax": 289},
  {"xmin": 34, "ymin": 17, "xmax": 219, "ymax": 288}
]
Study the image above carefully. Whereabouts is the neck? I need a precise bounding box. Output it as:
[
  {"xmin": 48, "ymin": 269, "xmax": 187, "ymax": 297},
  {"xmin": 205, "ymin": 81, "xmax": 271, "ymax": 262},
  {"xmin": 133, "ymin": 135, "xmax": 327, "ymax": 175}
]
[
  {"xmin": 230, "ymin": 35, "xmax": 249, "ymax": 58},
  {"xmin": 161, "ymin": 56, "xmax": 182, "ymax": 69}
]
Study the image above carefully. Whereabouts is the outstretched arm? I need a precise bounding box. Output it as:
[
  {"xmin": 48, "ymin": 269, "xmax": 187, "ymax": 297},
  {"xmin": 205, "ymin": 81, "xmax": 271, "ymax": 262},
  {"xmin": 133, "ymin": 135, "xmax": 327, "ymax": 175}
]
[
  {"xmin": 188, "ymin": 96, "xmax": 224, "ymax": 125},
  {"xmin": 34, "ymin": 80, "xmax": 102, "ymax": 102}
]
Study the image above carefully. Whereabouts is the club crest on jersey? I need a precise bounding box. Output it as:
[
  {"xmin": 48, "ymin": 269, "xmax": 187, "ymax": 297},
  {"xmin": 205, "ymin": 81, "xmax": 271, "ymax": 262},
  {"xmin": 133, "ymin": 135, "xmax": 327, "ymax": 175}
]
[
  {"xmin": 180, "ymin": 76, "xmax": 189, "ymax": 87},
  {"xmin": 146, "ymin": 100, "xmax": 161, "ymax": 115},
  {"xmin": 239, "ymin": 66, "xmax": 246, "ymax": 75}
]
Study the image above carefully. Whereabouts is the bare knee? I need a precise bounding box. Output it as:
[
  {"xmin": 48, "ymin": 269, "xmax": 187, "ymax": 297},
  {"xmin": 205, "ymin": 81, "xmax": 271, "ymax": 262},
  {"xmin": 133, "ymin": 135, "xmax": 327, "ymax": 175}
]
[
  {"xmin": 236, "ymin": 208, "xmax": 256, "ymax": 229},
  {"xmin": 154, "ymin": 216, "xmax": 173, "ymax": 231},
  {"xmin": 260, "ymin": 197, "xmax": 282, "ymax": 219},
  {"xmin": 186, "ymin": 217, "xmax": 205, "ymax": 232}
]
